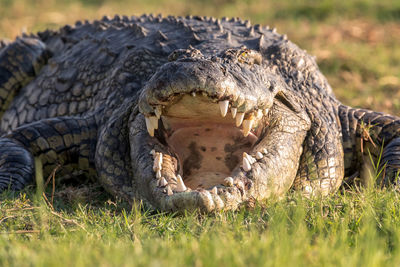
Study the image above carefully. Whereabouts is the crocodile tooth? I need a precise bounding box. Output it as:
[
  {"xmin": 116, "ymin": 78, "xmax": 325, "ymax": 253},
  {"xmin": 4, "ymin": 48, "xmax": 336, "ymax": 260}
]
[
  {"xmin": 236, "ymin": 113, "xmax": 245, "ymax": 126},
  {"xmin": 153, "ymin": 156, "xmax": 158, "ymax": 171},
  {"xmin": 166, "ymin": 185, "xmax": 173, "ymax": 195},
  {"xmin": 157, "ymin": 153, "xmax": 163, "ymax": 168},
  {"xmin": 159, "ymin": 177, "xmax": 168, "ymax": 187},
  {"xmin": 248, "ymin": 155, "xmax": 256, "ymax": 164},
  {"xmin": 231, "ymin": 107, "xmax": 237, "ymax": 118},
  {"xmin": 242, "ymin": 119, "xmax": 254, "ymax": 137},
  {"xmin": 145, "ymin": 117, "xmax": 155, "ymax": 137},
  {"xmin": 149, "ymin": 116, "xmax": 159, "ymax": 130},
  {"xmin": 156, "ymin": 170, "xmax": 162, "ymax": 179},
  {"xmin": 257, "ymin": 109, "xmax": 263, "ymax": 118},
  {"xmin": 243, "ymin": 157, "xmax": 251, "ymax": 171},
  {"xmin": 262, "ymin": 148, "xmax": 268, "ymax": 154},
  {"xmin": 211, "ymin": 186, "xmax": 218, "ymax": 194},
  {"xmin": 256, "ymin": 151, "xmax": 263, "ymax": 160},
  {"xmin": 263, "ymin": 108, "xmax": 269, "ymax": 116},
  {"xmin": 155, "ymin": 106, "xmax": 162, "ymax": 119},
  {"xmin": 175, "ymin": 174, "xmax": 187, "ymax": 192},
  {"xmin": 224, "ymin": 177, "xmax": 234, "ymax": 186},
  {"xmin": 191, "ymin": 92, "xmax": 196, "ymax": 97},
  {"xmin": 219, "ymin": 100, "xmax": 229, "ymax": 117},
  {"xmin": 149, "ymin": 149, "xmax": 155, "ymax": 156},
  {"xmin": 153, "ymin": 153, "xmax": 163, "ymax": 171},
  {"xmin": 243, "ymin": 152, "xmax": 255, "ymax": 164}
]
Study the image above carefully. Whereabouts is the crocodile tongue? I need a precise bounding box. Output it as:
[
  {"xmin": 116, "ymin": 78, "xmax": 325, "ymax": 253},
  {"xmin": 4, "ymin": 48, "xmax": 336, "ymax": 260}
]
[{"xmin": 166, "ymin": 124, "xmax": 257, "ymax": 189}]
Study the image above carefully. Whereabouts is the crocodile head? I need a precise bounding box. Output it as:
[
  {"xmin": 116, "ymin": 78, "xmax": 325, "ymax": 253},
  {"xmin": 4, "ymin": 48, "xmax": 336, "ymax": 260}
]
[{"xmin": 131, "ymin": 48, "xmax": 311, "ymax": 212}]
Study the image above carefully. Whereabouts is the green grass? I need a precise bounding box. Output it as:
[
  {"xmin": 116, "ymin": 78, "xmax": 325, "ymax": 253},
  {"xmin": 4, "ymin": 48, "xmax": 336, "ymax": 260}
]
[
  {"xmin": 1, "ymin": 0, "xmax": 400, "ymax": 266},
  {"xmin": 2, "ymin": 186, "xmax": 400, "ymax": 266}
]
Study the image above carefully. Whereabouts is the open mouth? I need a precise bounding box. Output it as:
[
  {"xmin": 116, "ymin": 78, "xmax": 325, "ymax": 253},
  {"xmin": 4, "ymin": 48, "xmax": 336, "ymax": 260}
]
[
  {"xmin": 128, "ymin": 55, "xmax": 295, "ymax": 212},
  {"xmin": 139, "ymin": 92, "xmax": 270, "ymax": 197}
]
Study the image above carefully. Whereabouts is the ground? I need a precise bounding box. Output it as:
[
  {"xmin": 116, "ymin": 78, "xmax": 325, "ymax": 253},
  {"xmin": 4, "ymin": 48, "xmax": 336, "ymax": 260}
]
[{"xmin": 0, "ymin": 0, "xmax": 400, "ymax": 266}]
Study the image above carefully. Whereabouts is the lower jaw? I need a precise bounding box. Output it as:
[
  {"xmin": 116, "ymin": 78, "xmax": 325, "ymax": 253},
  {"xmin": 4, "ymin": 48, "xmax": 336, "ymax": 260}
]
[{"xmin": 130, "ymin": 116, "xmax": 272, "ymax": 212}]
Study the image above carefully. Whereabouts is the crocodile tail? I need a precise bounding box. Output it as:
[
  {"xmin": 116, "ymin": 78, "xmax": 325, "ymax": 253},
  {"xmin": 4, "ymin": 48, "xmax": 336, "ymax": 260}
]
[
  {"xmin": 0, "ymin": 138, "xmax": 34, "ymax": 191},
  {"xmin": 0, "ymin": 116, "xmax": 99, "ymax": 193},
  {"xmin": 338, "ymin": 104, "xmax": 400, "ymax": 186},
  {"xmin": 0, "ymin": 37, "xmax": 51, "ymax": 118}
]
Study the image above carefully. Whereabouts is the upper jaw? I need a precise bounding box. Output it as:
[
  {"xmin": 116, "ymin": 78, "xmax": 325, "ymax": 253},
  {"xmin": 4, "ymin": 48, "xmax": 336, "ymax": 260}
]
[
  {"xmin": 138, "ymin": 58, "xmax": 278, "ymax": 117},
  {"xmin": 137, "ymin": 57, "xmax": 281, "ymax": 141}
]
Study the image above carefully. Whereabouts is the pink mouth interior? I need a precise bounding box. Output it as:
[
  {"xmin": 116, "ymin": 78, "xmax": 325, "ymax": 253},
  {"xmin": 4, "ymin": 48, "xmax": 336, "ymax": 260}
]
[{"xmin": 161, "ymin": 95, "xmax": 258, "ymax": 189}]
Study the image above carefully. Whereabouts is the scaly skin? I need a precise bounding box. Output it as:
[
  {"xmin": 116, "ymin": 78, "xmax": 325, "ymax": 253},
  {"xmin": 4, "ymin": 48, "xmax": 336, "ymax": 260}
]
[{"xmin": 0, "ymin": 15, "xmax": 398, "ymax": 212}]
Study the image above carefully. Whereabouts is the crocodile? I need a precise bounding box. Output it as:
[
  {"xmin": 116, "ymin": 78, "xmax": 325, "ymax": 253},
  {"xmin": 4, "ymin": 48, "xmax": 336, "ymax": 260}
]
[{"xmin": 0, "ymin": 14, "xmax": 399, "ymax": 213}]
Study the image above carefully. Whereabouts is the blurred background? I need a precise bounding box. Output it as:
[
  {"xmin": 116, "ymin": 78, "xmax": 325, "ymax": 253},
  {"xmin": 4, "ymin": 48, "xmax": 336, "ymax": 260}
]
[{"xmin": 0, "ymin": 0, "xmax": 399, "ymax": 114}]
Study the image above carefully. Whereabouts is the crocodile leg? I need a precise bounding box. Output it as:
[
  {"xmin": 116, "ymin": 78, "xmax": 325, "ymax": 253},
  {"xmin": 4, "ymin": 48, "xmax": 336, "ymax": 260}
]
[
  {"xmin": 338, "ymin": 105, "xmax": 400, "ymax": 186},
  {"xmin": 0, "ymin": 138, "xmax": 34, "ymax": 190},
  {"xmin": 0, "ymin": 37, "xmax": 51, "ymax": 119},
  {"xmin": 95, "ymin": 104, "xmax": 137, "ymax": 202},
  {"xmin": 0, "ymin": 116, "xmax": 97, "ymax": 191},
  {"xmin": 293, "ymin": 110, "xmax": 345, "ymax": 197}
]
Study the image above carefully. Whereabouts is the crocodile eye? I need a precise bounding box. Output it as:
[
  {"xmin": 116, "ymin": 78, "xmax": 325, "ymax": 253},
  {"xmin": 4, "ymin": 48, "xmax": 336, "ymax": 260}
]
[
  {"xmin": 238, "ymin": 49, "xmax": 262, "ymax": 65},
  {"xmin": 168, "ymin": 48, "xmax": 204, "ymax": 62}
]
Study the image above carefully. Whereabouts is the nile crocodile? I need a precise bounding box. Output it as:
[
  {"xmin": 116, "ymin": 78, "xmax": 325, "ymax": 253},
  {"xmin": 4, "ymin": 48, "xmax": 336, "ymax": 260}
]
[{"xmin": 0, "ymin": 15, "xmax": 399, "ymax": 212}]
